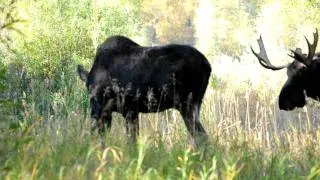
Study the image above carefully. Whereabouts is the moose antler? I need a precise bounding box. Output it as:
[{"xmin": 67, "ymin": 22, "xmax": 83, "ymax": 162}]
[
  {"xmin": 251, "ymin": 36, "xmax": 288, "ymax": 70},
  {"xmin": 289, "ymin": 29, "xmax": 318, "ymax": 66}
]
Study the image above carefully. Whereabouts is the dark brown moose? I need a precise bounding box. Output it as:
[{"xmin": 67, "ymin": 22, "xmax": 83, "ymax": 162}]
[
  {"xmin": 251, "ymin": 29, "xmax": 320, "ymax": 110},
  {"xmin": 77, "ymin": 36, "xmax": 211, "ymax": 145}
]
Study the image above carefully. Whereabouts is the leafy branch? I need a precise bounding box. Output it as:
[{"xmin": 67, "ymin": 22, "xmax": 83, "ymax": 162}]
[{"xmin": 0, "ymin": 0, "xmax": 25, "ymax": 50}]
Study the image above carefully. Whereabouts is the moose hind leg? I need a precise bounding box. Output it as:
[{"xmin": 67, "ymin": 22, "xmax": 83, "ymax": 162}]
[{"xmin": 180, "ymin": 102, "xmax": 208, "ymax": 147}]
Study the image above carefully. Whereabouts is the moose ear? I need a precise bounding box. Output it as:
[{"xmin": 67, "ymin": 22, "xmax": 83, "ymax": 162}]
[{"xmin": 77, "ymin": 65, "xmax": 89, "ymax": 82}]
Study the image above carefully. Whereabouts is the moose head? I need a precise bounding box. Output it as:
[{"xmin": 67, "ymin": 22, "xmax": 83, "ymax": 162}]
[{"xmin": 251, "ymin": 29, "xmax": 320, "ymax": 110}]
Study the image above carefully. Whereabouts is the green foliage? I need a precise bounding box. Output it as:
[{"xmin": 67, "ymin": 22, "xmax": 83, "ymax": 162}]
[
  {"xmin": 15, "ymin": 0, "xmax": 141, "ymax": 78},
  {"xmin": 0, "ymin": 0, "xmax": 26, "ymax": 123},
  {"xmin": 0, "ymin": 0, "xmax": 25, "ymax": 44},
  {"xmin": 0, "ymin": 57, "xmax": 7, "ymax": 91},
  {"xmin": 141, "ymin": 0, "xmax": 197, "ymax": 44},
  {"xmin": 214, "ymin": 3, "xmax": 255, "ymax": 58},
  {"xmin": 0, "ymin": 57, "xmax": 11, "ymax": 122},
  {"xmin": 0, "ymin": 0, "xmax": 142, "ymax": 121}
]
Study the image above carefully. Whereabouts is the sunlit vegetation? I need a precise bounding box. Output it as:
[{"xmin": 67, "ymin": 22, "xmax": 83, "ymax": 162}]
[{"xmin": 1, "ymin": 0, "xmax": 320, "ymax": 179}]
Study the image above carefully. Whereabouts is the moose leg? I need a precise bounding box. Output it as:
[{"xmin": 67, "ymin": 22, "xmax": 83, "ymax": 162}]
[
  {"xmin": 124, "ymin": 111, "xmax": 139, "ymax": 143},
  {"xmin": 97, "ymin": 117, "xmax": 105, "ymax": 134},
  {"xmin": 91, "ymin": 111, "xmax": 112, "ymax": 135},
  {"xmin": 180, "ymin": 102, "xmax": 208, "ymax": 147},
  {"xmin": 105, "ymin": 114, "xmax": 112, "ymax": 131},
  {"xmin": 102, "ymin": 112, "xmax": 112, "ymax": 132},
  {"xmin": 97, "ymin": 100, "xmax": 114, "ymax": 134},
  {"xmin": 90, "ymin": 118, "xmax": 105, "ymax": 134}
]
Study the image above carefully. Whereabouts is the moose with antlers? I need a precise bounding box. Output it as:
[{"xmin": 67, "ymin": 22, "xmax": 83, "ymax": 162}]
[{"xmin": 251, "ymin": 29, "xmax": 320, "ymax": 110}]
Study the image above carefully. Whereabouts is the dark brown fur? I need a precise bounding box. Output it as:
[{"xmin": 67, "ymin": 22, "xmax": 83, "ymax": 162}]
[{"xmin": 78, "ymin": 36, "xmax": 211, "ymax": 144}]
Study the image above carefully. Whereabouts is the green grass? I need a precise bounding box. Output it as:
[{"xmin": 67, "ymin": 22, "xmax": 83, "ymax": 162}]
[{"xmin": 1, "ymin": 81, "xmax": 320, "ymax": 180}]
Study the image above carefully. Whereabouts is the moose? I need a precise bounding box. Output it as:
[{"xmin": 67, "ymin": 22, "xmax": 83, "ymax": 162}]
[
  {"xmin": 77, "ymin": 36, "xmax": 211, "ymax": 145},
  {"xmin": 251, "ymin": 29, "xmax": 320, "ymax": 110}
]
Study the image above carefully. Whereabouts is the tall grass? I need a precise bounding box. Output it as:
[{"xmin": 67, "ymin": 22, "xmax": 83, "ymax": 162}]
[{"xmin": 1, "ymin": 58, "xmax": 320, "ymax": 179}]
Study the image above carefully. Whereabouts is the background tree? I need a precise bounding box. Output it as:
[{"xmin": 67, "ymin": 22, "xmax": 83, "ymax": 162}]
[
  {"xmin": 141, "ymin": 0, "xmax": 197, "ymax": 45},
  {"xmin": 0, "ymin": 0, "xmax": 25, "ymax": 123}
]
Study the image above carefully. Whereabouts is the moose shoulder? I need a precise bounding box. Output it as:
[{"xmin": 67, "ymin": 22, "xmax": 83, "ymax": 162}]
[
  {"xmin": 77, "ymin": 36, "xmax": 211, "ymax": 144},
  {"xmin": 251, "ymin": 29, "xmax": 320, "ymax": 110}
]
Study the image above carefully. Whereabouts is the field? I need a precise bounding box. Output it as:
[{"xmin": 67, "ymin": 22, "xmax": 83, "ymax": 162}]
[
  {"xmin": 2, "ymin": 58, "xmax": 320, "ymax": 179},
  {"xmin": 1, "ymin": 0, "xmax": 320, "ymax": 179}
]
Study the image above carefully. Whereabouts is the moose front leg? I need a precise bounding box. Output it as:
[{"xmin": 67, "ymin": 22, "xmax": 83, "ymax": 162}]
[
  {"xmin": 97, "ymin": 117, "xmax": 105, "ymax": 134},
  {"xmin": 98, "ymin": 113, "xmax": 112, "ymax": 134},
  {"xmin": 96, "ymin": 100, "xmax": 114, "ymax": 134},
  {"xmin": 90, "ymin": 112, "xmax": 112, "ymax": 135},
  {"xmin": 124, "ymin": 111, "xmax": 139, "ymax": 143}
]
